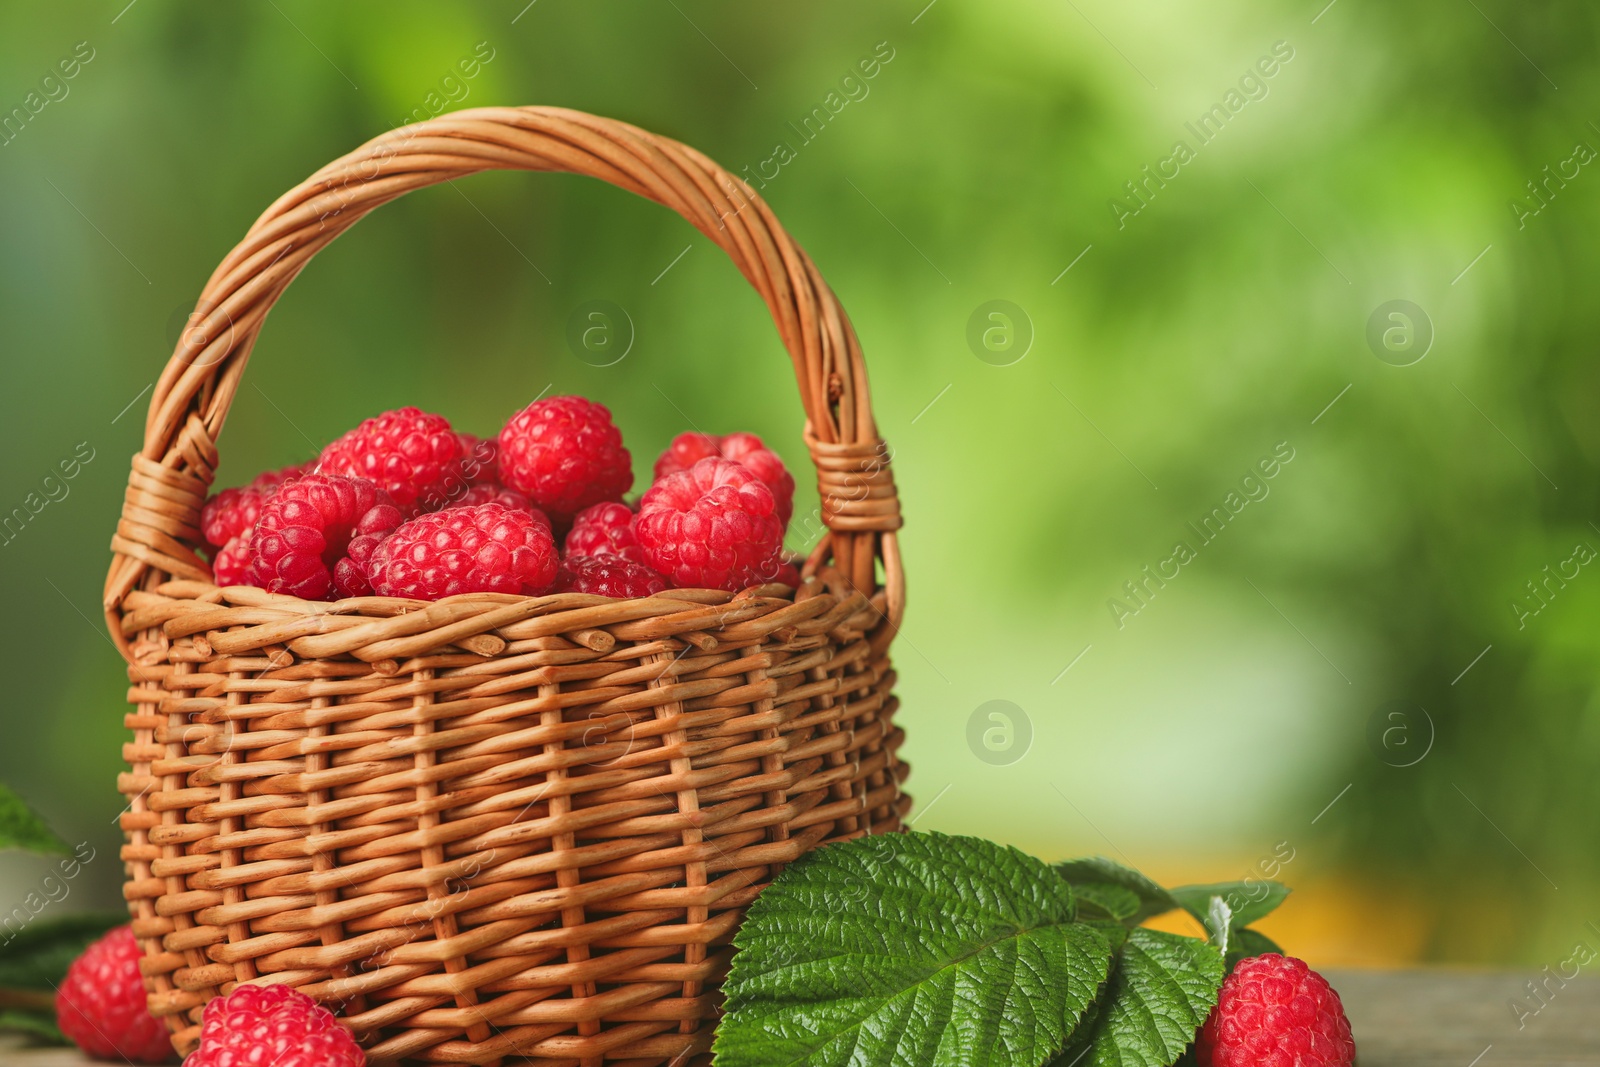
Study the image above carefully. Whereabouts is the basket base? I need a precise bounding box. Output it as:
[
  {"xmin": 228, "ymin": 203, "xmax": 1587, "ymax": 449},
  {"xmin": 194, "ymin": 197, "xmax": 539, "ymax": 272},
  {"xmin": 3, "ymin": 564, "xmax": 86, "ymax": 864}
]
[{"xmin": 119, "ymin": 581, "xmax": 909, "ymax": 1066}]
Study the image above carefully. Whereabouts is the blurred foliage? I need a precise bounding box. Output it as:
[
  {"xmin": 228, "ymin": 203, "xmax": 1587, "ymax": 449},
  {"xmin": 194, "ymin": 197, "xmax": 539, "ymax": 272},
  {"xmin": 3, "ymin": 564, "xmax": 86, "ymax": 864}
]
[{"xmin": 0, "ymin": 0, "xmax": 1595, "ymax": 966}]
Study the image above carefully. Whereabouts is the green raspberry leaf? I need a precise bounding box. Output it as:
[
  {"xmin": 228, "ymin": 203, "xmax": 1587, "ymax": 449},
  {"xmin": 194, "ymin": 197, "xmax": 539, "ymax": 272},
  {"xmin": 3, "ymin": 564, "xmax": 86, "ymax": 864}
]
[
  {"xmin": 1166, "ymin": 881, "xmax": 1289, "ymax": 933},
  {"xmin": 0, "ymin": 1008, "xmax": 66, "ymax": 1045},
  {"xmin": 1072, "ymin": 884, "xmax": 1144, "ymax": 923},
  {"xmin": 715, "ymin": 832, "xmax": 1116, "ymax": 1067},
  {"xmin": 1082, "ymin": 918, "xmax": 1131, "ymax": 957},
  {"xmin": 1057, "ymin": 927, "xmax": 1225, "ymax": 1067},
  {"xmin": 1054, "ymin": 858, "xmax": 1178, "ymax": 925},
  {"xmin": 0, "ymin": 913, "xmax": 125, "ymax": 991},
  {"xmin": 0, "ymin": 785, "xmax": 68, "ymax": 856}
]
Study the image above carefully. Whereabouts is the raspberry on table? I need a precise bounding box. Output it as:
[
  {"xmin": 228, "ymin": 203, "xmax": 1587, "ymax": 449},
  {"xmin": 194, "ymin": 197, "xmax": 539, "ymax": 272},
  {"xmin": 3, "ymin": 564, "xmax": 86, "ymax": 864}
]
[
  {"xmin": 368, "ymin": 502, "xmax": 558, "ymax": 600},
  {"xmin": 200, "ymin": 462, "xmax": 308, "ymax": 550},
  {"xmin": 497, "ymin": 395, "xmax": 633, "ymax": 524},
  {"xmin": 187, "ymin": 984, "xmax": 364, "ymax": 1067},
  {"xmin": 635, "ymin": 457, "xmax": 784, "ymax": 592},
  {"xmin": 243, "ymin": 475, "xmax": 401, "ymax": 600},
  {"xmin": 564, "ymin": 501, "xmax": 646, "ymax": 563},
  {"xmin": 55, "ymin": 925, "xmax": 172, "ymax": 1064},
  {"xmin": 316, "ymin": 406, "xmax": 466, "ymax": 514},
  {"xmin": 653, "ymin": 430, "xmax": 795, "ymax": 528},
  {"xmin": 1197, "ymin": 953, "xmax": 1356, "ymax": 1067},
  {"xmin": 557, "ymin": 555, "xmax": 668, "ymax": 598}
]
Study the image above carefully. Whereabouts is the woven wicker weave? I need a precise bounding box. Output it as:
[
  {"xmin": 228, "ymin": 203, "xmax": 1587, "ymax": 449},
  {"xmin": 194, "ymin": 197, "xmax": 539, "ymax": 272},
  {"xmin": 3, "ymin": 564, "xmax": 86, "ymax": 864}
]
[{"xmin": 103, "ymin": 106, "xmax": 908, "ymax": 1065}]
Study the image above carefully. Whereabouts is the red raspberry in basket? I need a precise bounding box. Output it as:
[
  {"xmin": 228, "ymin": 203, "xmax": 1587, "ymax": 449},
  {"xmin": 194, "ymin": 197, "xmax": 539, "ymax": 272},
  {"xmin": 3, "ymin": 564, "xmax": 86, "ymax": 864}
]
[
  {"xmin": 211, "ymin": 532, "xmax": 254, "ymax": 587},
  {"xmin": 200, "ymin": 462, "xmax": 309, "ymax": 550},
  {"xmin": 56, "ymin": 925, "xmax": 172, "ymax": 1064},
  {"xmin": 412, "ymin": 441, "xmax": 534, "ymax": 516},
  {"xmin": 455, "ymin": 482, "xmax": 550, "ymax": 524},
  {"xmin": 497, "ymin": 396, "xmax": 633, "ymax": 523},
  {"xmin": 1197, "ymin": 954, "xmax": 1355, "ymax": 1067},
  {"xmin": 564, "ymin": 501, "xmax": 646, "ymax": 563},
  {"xmin": 457, "ymin": 432, "xmax": 499, "ymax": 485},
  {"xmin": 368, "ymin": 502, "xmax": 558, "ymax": 600},
  {"xmin": 652, "ymin": 431, "xmax": 721, "ymax": 478},
  {"xmin": 635, "ymin": 457, "xmax": 783, "ymax": 591},
  {"xmin": 316, "ymin": 406, "xmax": 465, "ymax": 514},
  {"xmin": 557, "ymin": 555, "xmax": 668, "ymax": 597},
  {"xmin": 330, "ymin": 503, "xmax": 408, "ymax": 598},
  {"xmin": 244, "ymin": 475, "xmax": 402, "ymax": 600},
  {"xmin": 653, "ymin": 431, "xmax": 795, "ymax": 528},
  {"xmin": 188, "ymin": 983, "xmax": 364, "ymax": 1067}
]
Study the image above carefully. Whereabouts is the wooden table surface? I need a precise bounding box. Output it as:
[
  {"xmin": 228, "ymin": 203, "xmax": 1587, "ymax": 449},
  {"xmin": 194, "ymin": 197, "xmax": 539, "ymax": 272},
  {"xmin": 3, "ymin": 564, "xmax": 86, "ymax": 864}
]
[{"xmin": 4, "ymin": 970, "xmax": 1595, "ymax": 1065}]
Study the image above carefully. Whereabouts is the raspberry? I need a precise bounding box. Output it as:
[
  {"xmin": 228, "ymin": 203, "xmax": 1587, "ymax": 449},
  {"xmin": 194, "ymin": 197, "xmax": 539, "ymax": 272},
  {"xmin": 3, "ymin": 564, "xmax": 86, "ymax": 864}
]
[
  {"xmin": 652, "ymin": 431, "xmax": 721, "ymax": 478},
  {"xmin": 564, "ymin": 501, "xmax": 646, "ymax": 564},
  {"xmin": 244, "ymin": 475, "xmax": 402, "ymax": 600},
  {"xmin": 653, "ymin": 431, "xmax": 795, "ymax": 528},
  {"xmin": 1198, "ymin": 954, "xmax": 1356, "ymax": 1067},
  {"xmin": 316, "ymin": 407, "xmax": 465, "ymax": 514},
  {"xmin": 457, "ymin": 432, "xmax": 499, "ymax": 486},
  {"xmin": 188, "ymin": 984, "xmax": 364, "ymax": 1067},
  {"xmin": 211, "ymin": 532, "xmax": 254, "ymax": 586},
  {"xmin": 772, "ymin": 561, "xmax": 802, "ymax": 589},
  {"xmin": 557, "ymin": 555, "xmax": 668, "ymax": 597},
  {"xmin": 635, "ymin": 458, "xmax": 783, "ymax": 592},
  {"xmin": 55, "ymin": 925, "xmax": 172, "ymax": 1064},
  {"xmin": 368, "ymin": 502, "xmax": 558, "ymax": 600},
  {"xmin": 332, "ymin": 505, "xmax": 405, "ymax": 598},
  {"xmin": 200, "ymin": 462, "xmax": 308, "ymax": 550},
  {"xmin": 456, "ymin": 482, "xmax": 550, "ymax": 526},
  {"xmin": 497, "ymin": 396, "xmax": 632, "ymax": 523}
]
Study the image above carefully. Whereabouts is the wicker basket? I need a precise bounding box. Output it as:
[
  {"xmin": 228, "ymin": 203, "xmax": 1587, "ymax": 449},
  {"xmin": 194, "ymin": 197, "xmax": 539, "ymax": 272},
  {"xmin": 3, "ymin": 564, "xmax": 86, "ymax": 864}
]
[{"xmin": 103, "ymin": 105, "xmax": 908, "ymax": 1065}]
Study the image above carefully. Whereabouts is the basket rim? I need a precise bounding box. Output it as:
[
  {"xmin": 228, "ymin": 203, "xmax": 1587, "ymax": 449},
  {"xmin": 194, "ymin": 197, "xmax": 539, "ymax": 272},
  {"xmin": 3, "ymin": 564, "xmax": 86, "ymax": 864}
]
[{"xmin": 117, "ymin": 567, "xmax": 889, "ymax": 669}]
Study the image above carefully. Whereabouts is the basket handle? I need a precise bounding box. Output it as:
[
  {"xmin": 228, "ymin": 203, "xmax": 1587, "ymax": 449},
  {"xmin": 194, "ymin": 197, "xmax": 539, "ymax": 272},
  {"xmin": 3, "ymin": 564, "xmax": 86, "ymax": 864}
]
[{"xmin": 102, "ymin": 106, "xmax": 903, "ymax": 650}]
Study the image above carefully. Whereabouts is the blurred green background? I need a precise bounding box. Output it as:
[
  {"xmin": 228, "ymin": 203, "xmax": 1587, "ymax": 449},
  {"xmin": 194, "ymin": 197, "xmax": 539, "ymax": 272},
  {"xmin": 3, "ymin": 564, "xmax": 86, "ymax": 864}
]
[{"xmin": 1, "ymin": 0, "xmax": 1594, "ymax": 968}]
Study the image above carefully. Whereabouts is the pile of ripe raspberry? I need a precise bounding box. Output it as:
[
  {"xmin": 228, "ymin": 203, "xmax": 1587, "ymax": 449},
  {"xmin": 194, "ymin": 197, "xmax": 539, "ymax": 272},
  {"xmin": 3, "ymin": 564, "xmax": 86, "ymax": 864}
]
[{"xmin": 200, "ymin": 396, "xmax": 801, "ymax": 602}]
